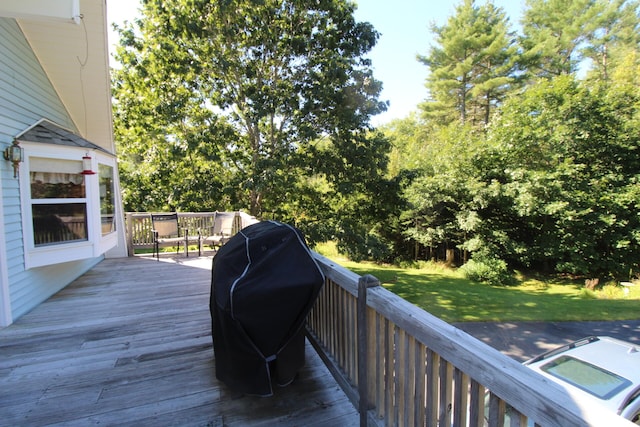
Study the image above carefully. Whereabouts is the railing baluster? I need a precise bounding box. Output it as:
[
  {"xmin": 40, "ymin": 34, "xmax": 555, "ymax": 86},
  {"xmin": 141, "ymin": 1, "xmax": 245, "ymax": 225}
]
[
  {"xmin": 488, "ymin": 391, "xmax": 506, "ymax": 427},
  {"xmin": 384, "ymin": 319, "xmax": 394, "ymax": 426},
  {"xmin": 398, "ymin": 327, "xmax": 410, "ymax": 426},
  {"xmin": 426, "ymin": 349, "xmax": 439, "ymax": 426},
  {"xmin": 374, "ymin": 312, "xmax": 384, "ymax": 420},
  {"xmin": 405, "ymin": 334, "xmax": 416, "ymax": 427},
  {"xmin": 367, "ymin": 307, "xmax": 378, "ymax": 422},
  {"xmin": 415, "ymin": 341, "xmax": 426, "ymax": 426},
  {"xmin": 469, "ymin": 380, "xmax": 485, "ymax": 427},
  {"xmin": 453, "ymin": 367, "xmax": 469, "ymax": 427},
  {"xmin": 438, "ymin": 358, "xmax": 453, "ymax": 427}
]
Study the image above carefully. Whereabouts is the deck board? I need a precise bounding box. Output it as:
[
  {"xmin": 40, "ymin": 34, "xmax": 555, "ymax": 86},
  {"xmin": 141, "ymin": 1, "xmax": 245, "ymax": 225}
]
[{"xmin": 0, "ymin": 255, "xmax": 359, "ymax": 426}]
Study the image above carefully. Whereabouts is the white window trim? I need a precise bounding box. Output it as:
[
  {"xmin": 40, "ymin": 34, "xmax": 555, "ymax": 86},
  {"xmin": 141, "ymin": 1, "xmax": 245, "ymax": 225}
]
[
  {"xmin": 19, "ymin": 142, "xmax": 118, "ymax": 269},
  {"xmin": 95, "ymin": 156, "xmax": 119, "ymax": 255}
]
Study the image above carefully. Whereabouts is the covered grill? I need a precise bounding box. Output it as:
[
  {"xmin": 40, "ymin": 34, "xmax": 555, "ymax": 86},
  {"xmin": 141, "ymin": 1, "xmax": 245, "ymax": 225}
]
[{"xmin": 209, "ymin": 220, "xmax": 325, "ymax": 396}]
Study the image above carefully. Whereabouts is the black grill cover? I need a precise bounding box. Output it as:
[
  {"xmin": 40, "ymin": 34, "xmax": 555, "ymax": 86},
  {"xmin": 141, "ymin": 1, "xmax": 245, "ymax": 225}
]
[{"xmin": 210, "ymin": 221, "xmax": 325, "ymax": 396}]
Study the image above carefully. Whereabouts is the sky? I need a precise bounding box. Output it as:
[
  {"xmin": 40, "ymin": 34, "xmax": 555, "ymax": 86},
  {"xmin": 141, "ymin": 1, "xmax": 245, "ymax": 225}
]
[{"xmin": 106, "ymin": 0, "xmax": 526, "ymax": 126}]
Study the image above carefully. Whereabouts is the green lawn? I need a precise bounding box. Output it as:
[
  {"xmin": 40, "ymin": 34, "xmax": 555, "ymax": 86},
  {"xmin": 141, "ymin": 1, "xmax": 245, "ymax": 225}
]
[{"xmin": 314, "ymin": 243, "xmax": 640, "ymax": 323}]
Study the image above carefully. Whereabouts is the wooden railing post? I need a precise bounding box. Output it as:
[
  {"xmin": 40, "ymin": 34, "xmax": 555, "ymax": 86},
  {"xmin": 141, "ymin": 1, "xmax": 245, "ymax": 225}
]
[
  {"xmin": 358, "ymin": 274, "xmax": 380, "ymax": 427},
  {"xmin": 125, "ymin": 212, "xmax": 134, "ymax": 256}
]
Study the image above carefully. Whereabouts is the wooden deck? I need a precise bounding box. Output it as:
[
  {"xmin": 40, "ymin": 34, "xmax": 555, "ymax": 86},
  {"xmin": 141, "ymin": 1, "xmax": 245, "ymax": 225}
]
[{"xmin": 0, "ymin": 255, "xmax": 359, "ymax": 426}]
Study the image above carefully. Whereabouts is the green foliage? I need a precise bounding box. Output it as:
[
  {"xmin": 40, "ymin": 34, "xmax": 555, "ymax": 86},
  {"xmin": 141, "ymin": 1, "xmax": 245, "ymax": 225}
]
[
  {"xmin": 381, "ymin": 114, "xmax": 431, "ymax": 178},
  {"xmin": 112, "ymin": 0, "xmax": 393, "ymax": 255},
  {"xmin": 583, "ymin": 0, "xmax": 640, "ymax": 81},
  {"xmin": 520, "ymin": 0, "xmax": 640, "ymax": 80},
  {"xmin": 393, "ymin": 0, "xmax": 640, "ymax": 278},
  {"xmin": 336, "ymin": 228, "xmax": 389, "ymax": 263},
  {"xmin": 519, "ymin": 0, "xmax": 600, "ymax": 77},
  {"xmin": 399, "ymin": 122, "xmax": 484, "ymax": 261},
  {"xmin": 112, "ymin": 0, "xmax": 640, "ymax": 282},
  {"xmin": 418, "ymin": 0, "xmax": 518, "ymax": 127},
  {"xmin": 598, "ymin": 283, "xmax": 628, "ymax": 299},
  {"xmin": 484, "ymin": 76, "xmax": 640, "ymax": 280},
  {"xmin": 459, "ymin": 252, "xmax": 514, "ymax": 287},
  {"xmin": 394, "ymin": 62, "xmax": 640, "ymax": 280}
]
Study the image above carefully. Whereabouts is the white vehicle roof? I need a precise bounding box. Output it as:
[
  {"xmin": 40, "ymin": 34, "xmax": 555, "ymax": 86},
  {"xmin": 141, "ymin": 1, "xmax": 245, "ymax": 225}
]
[{"xmin": 525, "ymin": 336, "xmax": 640, "ymax": 417}]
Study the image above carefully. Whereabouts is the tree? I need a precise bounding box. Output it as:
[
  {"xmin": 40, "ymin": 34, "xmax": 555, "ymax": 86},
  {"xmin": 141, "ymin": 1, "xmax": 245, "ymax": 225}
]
[
  {"xmin": 418, "ymin": 0, "xmax": 518, "ymax": 127},
  {"xmin": 112, "ymin": 3, "xmax": 238, "ymax": 212},
  {"xmin": 519, "ymin": 0, "xmax": 597, "ymax": 77},
  {"xmin": 381, "ymin": 113, "xmax": 432, "ymax": 178},
  {"xmin": 484, "ymin": 76, "xmax": 640, "ymax": 280},
  {"xmin": 113, "ymin": 0, "xmax": 393, "ymax": 250},
  {"xmin": 401, "ymin": 123, "xmax": 484, "ymax": 263},
  {"xmin": 518, "ymin": 0, "xmax": 640, "ymax": 80},
  {"xmin": 583, "ymin": 0, "xmax": 640, "ymax": 81}
]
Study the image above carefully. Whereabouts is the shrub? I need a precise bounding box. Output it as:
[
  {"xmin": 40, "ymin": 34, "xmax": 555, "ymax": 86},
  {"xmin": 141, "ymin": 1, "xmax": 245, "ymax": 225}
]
[
  {"xmin": 598, "ymin": 283, "xmax": 625, "ymax": 299},
  {"xmin": 460, "ymin": 257, "xmax": 513, "ymax": 286}
]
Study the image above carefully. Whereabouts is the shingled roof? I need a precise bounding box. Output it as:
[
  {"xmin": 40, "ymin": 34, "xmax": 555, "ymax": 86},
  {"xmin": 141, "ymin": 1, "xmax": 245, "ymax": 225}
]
[{"xmin": 15, "ymin": 119, "xmax": 112, "ymax": 155}]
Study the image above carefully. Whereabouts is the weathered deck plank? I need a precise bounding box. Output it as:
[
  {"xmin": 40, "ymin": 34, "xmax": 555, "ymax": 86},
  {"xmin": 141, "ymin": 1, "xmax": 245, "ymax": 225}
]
[{"xmin": 0, "ymin": 256, "xmax": 359, "ymax": 426}]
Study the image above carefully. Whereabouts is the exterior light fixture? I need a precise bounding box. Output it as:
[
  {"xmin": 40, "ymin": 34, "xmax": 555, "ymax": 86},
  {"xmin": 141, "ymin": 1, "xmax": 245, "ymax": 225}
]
[
  {"xmin": 3, "ymin": 141, "xmax": 23, "ymax": 178},
  {"xmin": 81, "ymin": 153, "xmax": 96, "ymax": 175}
]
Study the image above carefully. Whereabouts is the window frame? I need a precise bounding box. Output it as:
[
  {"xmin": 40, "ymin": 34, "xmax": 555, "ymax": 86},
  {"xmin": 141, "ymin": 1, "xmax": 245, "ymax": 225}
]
[
  {"xmin": 20, "ymin": 142, "xmax": 118, "ymax": 269},
  {"xmin": 95, "ymin": 157, "xmax": 118, "ymax": 255}
]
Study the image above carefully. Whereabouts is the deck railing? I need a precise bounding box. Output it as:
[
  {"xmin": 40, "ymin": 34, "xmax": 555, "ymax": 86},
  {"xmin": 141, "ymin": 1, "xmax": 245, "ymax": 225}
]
[
  {"xmin": 124, "ymin": 212, "xmax": 255, "ymax": 255},
  {"xmin": 307, "ymin": 253, "xmax": 634, "ymax": 427}
]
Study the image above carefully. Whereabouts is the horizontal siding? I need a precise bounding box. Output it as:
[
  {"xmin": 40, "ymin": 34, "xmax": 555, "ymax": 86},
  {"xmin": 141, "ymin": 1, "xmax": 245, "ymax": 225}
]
[
  {"xmin": 0, "ymin": 17, "xmax": 101, "ymax": 324},
  {"xmin": 0, "ymin": 18, "xmax": 75, "ymax": 135},
  {"xmin": 2, "ymin": 173, "xmax": 23, "ymax": 280}
]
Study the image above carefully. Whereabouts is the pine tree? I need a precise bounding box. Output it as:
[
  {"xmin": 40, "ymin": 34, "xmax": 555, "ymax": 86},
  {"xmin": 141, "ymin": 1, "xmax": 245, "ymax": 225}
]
[
  {"xmin": 519, "ymin": 0, "xmax": 600, "ymax": 78},
  {"xmin": 418, "ymin": 0, "xmax": 518, "ymax": 127}
]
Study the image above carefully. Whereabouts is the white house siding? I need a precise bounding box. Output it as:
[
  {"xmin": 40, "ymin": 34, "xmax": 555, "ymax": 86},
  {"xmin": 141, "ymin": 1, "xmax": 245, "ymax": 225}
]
[{"xmin": 0, "ymin": 17, "xmax": 102, "ymax": 325}]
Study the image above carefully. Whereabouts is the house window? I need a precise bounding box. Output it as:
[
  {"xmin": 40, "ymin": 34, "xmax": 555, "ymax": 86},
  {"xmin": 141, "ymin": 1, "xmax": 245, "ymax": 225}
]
[
  {"xmin": 29, "ymin": 158, "xmax": 88, "ymax": 246},
  {"xmin": 16, "ymin": 121, "xmax": 121, "ymax": 269},
  {"xmin": 99, "ymin": 164, "xmax": 116, "ymax": 235}
]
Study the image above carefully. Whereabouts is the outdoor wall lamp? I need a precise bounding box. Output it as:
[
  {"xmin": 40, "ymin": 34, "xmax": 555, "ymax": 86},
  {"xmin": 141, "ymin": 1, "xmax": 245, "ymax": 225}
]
[
  {"xmin": 81, "ymin": 153, "xmax": 96, "ymax": 175},
  {"xmin": 3, "ymin": 141, "xmax": 23, "ymax": 178}
]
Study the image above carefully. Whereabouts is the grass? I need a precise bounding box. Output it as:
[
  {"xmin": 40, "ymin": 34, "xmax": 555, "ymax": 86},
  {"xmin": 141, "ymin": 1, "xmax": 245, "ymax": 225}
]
[{"xmin": 313, "ymin": 242, "xmax": 640, "ymax": 323}]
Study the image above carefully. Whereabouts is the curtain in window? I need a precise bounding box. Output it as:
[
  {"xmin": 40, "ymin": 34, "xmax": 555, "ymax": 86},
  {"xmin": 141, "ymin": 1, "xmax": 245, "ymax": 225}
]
[{"xmin": 31, "ymin": 172, "xmax": 83, "ymax": 185}]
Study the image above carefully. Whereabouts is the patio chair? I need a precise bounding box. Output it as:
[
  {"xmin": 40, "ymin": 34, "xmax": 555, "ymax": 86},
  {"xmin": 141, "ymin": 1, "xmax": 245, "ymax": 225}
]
[
  {"xmin": 151, "ymin": 213, "xmax": 201, "ymax": 260},
  {"xmin": 201, "ymin": 211, "xmax": 237, "ymax": 251}
]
